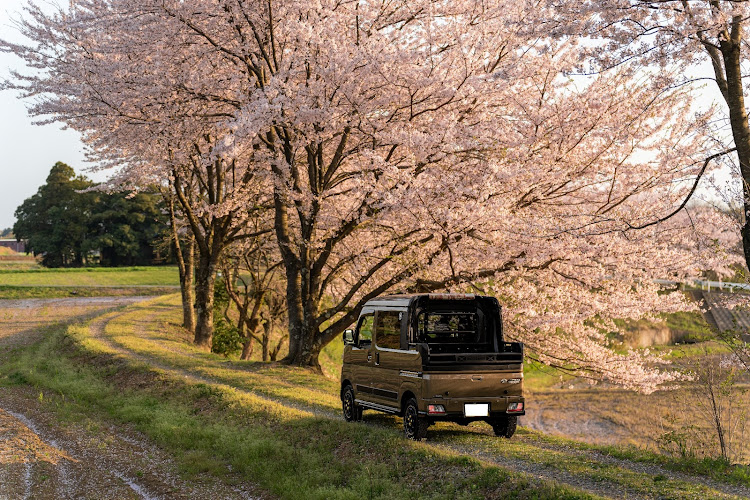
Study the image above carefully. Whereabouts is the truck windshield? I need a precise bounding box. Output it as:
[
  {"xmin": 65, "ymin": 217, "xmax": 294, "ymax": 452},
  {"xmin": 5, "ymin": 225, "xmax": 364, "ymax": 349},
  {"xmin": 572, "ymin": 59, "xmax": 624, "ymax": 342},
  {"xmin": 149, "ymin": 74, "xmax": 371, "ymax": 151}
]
[{"xmin": 417, "ymin": 311, "xmax": 485, "ymax": 344}]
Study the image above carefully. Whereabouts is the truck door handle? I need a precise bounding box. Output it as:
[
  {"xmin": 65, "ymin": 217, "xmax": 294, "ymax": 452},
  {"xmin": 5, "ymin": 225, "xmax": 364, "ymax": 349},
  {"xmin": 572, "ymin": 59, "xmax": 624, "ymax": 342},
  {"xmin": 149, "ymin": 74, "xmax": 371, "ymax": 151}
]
[{"xmin": 375, "ymin": 353, "xmax": 380, "ymax": 365}]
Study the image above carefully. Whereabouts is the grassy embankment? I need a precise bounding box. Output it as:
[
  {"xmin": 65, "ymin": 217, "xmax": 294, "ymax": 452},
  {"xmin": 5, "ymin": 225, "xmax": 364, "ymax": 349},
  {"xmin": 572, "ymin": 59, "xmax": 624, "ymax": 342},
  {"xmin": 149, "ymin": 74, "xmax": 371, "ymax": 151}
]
[
  {"xmin": 2, "ymin": 294, "xmax": 749, "ymax": 499},
  {"xmin": 0, "ymin": 265, "xmax": 179, "ymax": 298}
]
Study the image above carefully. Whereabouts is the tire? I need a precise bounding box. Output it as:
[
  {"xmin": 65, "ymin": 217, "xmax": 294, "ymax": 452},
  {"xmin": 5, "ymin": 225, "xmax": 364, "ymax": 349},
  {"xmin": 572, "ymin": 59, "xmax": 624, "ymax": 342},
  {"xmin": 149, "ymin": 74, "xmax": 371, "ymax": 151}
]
[
  {"xmin": 342, "ymin": 385, "xmax": 362, "ymax": 422},
  {"xmin": 403, "ymin": 398, "xmax": 429, "ymax": 440},
  {"xmin": 490, "ymin": 415, "xmax": 517, "ymax": 438}
]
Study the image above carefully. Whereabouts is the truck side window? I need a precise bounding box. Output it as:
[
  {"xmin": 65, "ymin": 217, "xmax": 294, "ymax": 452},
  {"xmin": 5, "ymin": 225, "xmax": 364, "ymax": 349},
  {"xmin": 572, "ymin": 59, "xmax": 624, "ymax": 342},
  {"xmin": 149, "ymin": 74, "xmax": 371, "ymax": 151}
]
[
  {"xmin": 358, "ymin": 314, "xmax": 374, "ymax": 344},
  {"xmin": 375, "ymin": 311, "xmax": 401, "ymax": 349}
]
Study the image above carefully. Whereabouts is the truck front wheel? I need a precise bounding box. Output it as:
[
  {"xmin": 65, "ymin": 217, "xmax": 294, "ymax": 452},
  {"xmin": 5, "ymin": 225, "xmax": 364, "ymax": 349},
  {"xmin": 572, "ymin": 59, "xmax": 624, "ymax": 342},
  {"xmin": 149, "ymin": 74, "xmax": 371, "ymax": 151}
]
[
  {"xmin": 342, "ymin": 385, "xmax": 363, "ymax": 422},
  {"xmin": 490, "ymin": 415, "xmax": 517, "ymax": 438},
  {"xmin": 403, "ymin": 398, "xmax": 429, "ymax": 440}
]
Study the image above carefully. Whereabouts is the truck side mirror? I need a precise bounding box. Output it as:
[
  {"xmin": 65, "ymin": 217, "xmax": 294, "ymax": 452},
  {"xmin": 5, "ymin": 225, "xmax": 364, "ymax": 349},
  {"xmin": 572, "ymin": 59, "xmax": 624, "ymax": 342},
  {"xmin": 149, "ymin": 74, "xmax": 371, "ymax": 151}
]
[{"xmin": 343, "ymin": 329, "xmax": 355, "ymax": 345}]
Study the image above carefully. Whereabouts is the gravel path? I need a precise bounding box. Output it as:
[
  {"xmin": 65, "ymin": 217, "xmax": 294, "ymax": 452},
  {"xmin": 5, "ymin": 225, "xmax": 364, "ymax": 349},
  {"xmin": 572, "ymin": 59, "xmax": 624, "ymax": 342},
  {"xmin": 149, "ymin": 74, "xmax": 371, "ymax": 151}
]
[
  {"xmin": 0, "ymin": 393, "xmax": 262, "ymax": 500},
  {"xmin": 0, "ymin": 296, "xmax": 150, "ymax": 352},
  {"xmin": 0, "ymin": 390, "xmax": 268, "ymax": 500},
  {"xmin": 506, "ymin": 419, "xmax": 750, "ymax": 499},
  {"xmin": 430, "ymin": 424, "xmax": 750, "ymax": 500},
  {"xmin": 0, "ymin": 297, "xmax": 267, "ymax": 500},
  {"xmin": 436, "ymin": 439, "xmax": 650, "ymax": 500}
]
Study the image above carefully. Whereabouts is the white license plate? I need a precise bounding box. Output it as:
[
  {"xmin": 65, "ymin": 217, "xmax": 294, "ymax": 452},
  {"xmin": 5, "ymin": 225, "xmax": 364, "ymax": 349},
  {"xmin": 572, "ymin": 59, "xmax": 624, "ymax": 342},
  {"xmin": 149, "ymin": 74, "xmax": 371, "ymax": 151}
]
[{"xmin": 464, "ymin": 403, "xmax": 489, "ymax": 417}]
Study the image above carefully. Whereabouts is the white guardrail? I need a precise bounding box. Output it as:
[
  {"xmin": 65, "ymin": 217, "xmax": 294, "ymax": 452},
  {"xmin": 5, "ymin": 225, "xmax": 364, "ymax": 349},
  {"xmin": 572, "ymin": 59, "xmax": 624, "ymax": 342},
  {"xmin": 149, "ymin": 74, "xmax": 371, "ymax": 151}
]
[{"xmin": 654, "ymin": 279, "xmax": 750, "ymax": 293}]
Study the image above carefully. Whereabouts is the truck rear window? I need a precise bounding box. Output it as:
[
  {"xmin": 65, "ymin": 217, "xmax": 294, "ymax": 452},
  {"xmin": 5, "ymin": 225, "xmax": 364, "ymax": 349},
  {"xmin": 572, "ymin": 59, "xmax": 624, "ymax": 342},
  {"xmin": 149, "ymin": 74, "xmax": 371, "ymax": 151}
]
[{"xmin": 417, "ymin": 312, "xmax": 485, "ymax": 344}]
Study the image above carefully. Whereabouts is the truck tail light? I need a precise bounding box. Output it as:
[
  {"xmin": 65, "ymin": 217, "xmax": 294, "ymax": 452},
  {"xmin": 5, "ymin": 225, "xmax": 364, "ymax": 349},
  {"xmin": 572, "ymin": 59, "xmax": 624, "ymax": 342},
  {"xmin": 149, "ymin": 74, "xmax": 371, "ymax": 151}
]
[
  {"xmin": 428, "ymin": 404, "xmax": 446, "ymax": 414},
  {"xmin": 508, "ymin": 402, "xmax": 524, "ymax": 412}
]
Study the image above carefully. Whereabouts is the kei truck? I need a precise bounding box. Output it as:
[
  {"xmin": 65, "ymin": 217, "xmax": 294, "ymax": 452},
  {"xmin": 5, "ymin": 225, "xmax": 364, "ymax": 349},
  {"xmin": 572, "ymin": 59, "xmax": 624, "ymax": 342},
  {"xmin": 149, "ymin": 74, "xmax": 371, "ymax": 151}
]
[{"xmin": 340, "ymin": 293, "xmax": 525, "ymax": 440}]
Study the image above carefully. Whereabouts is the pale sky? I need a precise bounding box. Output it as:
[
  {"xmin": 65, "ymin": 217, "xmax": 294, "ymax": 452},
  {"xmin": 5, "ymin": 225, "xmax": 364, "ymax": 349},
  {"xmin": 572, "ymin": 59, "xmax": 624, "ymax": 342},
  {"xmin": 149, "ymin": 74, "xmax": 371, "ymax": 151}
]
[{"xmin": 0, "ymin": 0, "xmax": 102, "ymax": 231}]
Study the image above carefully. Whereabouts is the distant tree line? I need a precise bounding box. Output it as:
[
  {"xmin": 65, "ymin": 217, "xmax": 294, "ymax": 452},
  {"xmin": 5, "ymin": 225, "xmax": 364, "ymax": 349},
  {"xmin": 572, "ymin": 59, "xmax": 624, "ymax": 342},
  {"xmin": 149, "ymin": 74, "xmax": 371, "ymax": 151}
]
[{"xmin": 14, "ymin": 162, "xmax": 169, "ymax": 267}]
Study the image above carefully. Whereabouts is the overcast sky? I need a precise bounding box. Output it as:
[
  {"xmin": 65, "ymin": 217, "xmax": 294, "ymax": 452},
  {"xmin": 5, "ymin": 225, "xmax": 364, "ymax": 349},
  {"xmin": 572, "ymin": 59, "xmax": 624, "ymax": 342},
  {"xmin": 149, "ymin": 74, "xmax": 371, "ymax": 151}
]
[{"xmin": 0, "ymin": 1, "xmax": 105, "ymax": 231}]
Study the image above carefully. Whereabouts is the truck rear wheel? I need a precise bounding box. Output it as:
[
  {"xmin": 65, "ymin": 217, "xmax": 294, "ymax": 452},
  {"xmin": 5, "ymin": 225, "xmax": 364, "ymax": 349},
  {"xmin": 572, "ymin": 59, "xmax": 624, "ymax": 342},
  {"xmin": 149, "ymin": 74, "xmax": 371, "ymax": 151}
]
[
  {"xmin": 342, "ymin": 385, "xmax": 362, "ymax": 422},
  {"xmin": 490, "ymin": 415, "xmax": 517, "ymax": 438},
  {"xmin": 403, "ymin": 398, "xmax": 429, "ymax": 440}
]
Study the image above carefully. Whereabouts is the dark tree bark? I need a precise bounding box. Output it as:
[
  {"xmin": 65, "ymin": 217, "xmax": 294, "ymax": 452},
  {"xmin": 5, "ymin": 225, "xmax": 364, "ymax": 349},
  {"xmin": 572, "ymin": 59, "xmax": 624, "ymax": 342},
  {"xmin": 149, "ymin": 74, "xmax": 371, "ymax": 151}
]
[
  {"xmin": 240, "ymin": 336, "xmax": 255, "ymax": 360},
  {"xmin": 181, "ymin": 238, "xmax": 196, "ymax": 331},
  {"xmin": 701, "ymin": 15, "xmax": 750, "ymax": 271},
  {"xmin": 172, "ymin": 158, "xmax": 233, "ymax": 350},
  {"xmin": 166, "ymin": 189, "xmax": 196, "ymax": 332},
  {"xmin": 193, "ymin": 248, "xmax": 220, "ymax": 348}
]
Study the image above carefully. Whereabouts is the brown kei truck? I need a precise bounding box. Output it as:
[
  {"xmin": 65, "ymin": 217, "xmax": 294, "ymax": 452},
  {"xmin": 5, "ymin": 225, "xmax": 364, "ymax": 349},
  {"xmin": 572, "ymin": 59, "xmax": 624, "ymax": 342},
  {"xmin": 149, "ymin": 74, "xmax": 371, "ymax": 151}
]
[{"xmin": 340, "ymin": 293, "xmax": 524, "ymax": 440}]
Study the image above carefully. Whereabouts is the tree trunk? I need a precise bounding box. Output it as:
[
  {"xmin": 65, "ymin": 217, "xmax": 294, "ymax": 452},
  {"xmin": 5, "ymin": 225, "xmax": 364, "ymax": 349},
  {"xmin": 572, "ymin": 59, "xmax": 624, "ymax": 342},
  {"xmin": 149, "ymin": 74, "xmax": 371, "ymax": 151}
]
[
  {"xmin": 240, "ymin": 337, "xmax": 254, "ymax": 360},
  {"xmin": 719, "ymin": 25, "xmax": 750, "ymax": 273},
  {"xmin": 167, "ymin": 190, "xmax": 196, "ymax": 332},
  {"xmin": 262, "ymin": 333, "xmax": 269, "ymax": 362},
  {"xmin": 291, "ymin": 333, "xmax": 323, "ymax": 370},
  {"xmin": 279, "ymin": 264, "xmax": 324, "ymax": 369},
  {"xmin": 178, "ymin": 238, "xmax": 196, "ymax": 332},
  {"xmin": 280, "ymin": 258, "xmax": 306, "ymax": 362},
  {"xmin": 283, "ymin": 300, "xmax": 321, "ymax": 369},
  {"xmin": 194, "ymin": 251, "xmax": 218, "ymax": 348},
  {"xmin": 282, "ymin": 330, "xmax": 319, "ymax": 366}
]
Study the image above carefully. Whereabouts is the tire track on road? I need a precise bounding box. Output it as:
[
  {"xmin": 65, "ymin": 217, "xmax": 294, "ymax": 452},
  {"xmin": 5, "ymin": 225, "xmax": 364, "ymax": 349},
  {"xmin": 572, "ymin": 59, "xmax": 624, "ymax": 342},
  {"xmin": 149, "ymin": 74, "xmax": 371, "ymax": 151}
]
[{"xmin": 0, "ymin": 297, "xmax": 265, "ymax": 500}]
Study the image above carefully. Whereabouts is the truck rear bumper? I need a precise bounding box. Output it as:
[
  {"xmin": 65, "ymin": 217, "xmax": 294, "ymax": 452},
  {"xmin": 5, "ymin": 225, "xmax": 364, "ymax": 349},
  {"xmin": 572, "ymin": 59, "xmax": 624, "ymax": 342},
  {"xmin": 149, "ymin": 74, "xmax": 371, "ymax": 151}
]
[{"xmin": 419, "ymin": 396, "xmax": 525, "ymax": 418}]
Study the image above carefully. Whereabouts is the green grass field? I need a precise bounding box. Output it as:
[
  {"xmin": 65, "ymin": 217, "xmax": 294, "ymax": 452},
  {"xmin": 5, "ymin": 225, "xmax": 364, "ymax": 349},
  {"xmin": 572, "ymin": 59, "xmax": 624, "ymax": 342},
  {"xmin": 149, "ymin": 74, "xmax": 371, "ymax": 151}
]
[
  {"xmin": 0, "ymin": 285, "xmax": 178, "ymax": 299},
  {"xmin": 0, "ymin": 266, "xmax": 180, "ymax": 287}
]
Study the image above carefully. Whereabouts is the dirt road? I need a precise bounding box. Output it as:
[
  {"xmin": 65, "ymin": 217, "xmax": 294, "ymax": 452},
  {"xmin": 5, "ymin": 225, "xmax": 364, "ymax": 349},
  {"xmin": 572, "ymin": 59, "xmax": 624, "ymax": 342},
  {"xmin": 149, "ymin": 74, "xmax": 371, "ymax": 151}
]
[{"xmin": 0, "ymin": 297, "xmax": 264, "ymax": 500}]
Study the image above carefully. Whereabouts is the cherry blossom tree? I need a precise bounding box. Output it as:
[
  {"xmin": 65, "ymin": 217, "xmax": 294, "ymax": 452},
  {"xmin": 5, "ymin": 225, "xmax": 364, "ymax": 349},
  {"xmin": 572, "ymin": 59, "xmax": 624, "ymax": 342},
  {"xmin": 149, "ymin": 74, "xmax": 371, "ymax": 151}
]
[
  {"xmin": 555, "ymin": 0, "xmax": 750, "ymax": 274},
  {"xmin": 2, "ymin": 0, "xmax": 742, "ymax": 391},
  {"xmin": 1, "ymin": 1, "xmax": 276, "ymax": 348}
]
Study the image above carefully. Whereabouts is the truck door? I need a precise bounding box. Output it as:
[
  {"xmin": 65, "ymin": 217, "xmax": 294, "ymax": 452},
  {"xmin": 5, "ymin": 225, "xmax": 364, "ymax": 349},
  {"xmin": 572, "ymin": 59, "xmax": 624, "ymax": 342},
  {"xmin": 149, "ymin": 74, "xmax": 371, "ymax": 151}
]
[
  {"xmin": 370, "ymin": 310, "xmax": 405, "ymax": 408},
  {"xmin": 351, "ymin": 312, "xmax": 375, "ymax": 403}
]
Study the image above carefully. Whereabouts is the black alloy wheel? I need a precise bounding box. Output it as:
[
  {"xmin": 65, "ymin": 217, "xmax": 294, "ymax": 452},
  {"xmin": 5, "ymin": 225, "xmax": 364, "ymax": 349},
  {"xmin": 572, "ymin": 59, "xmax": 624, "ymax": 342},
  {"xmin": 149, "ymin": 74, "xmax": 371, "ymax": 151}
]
[
  {"xmin": 342, "ymin": 385, "xmax": 362, "ymax": 422},
  {"xmin": 403, "ymin": 398, "xmax": 429, "ymax": 440}
]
